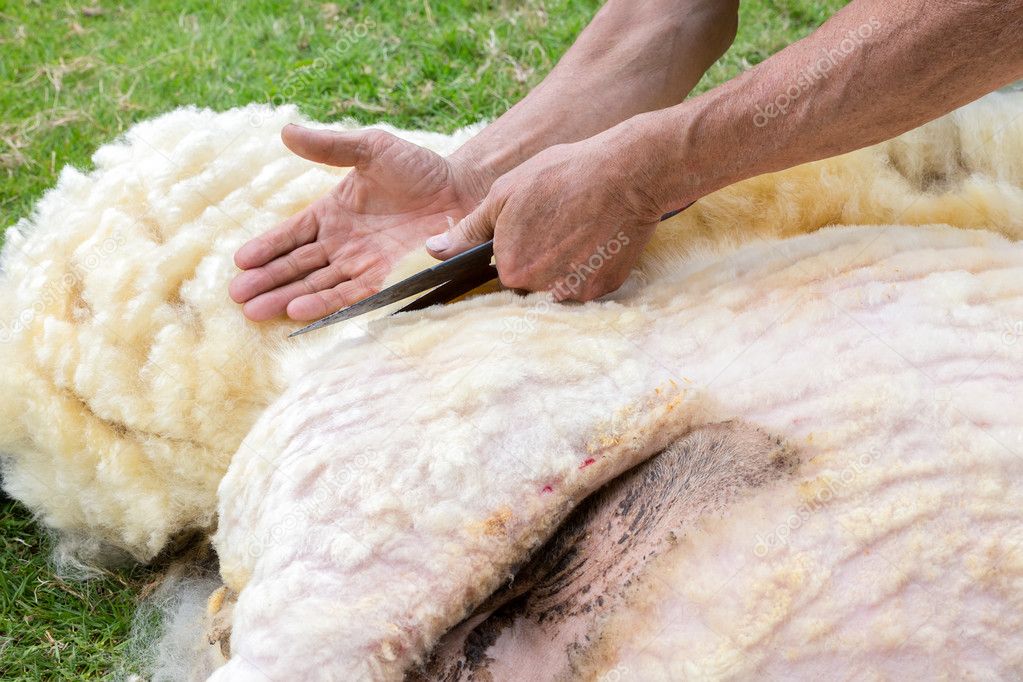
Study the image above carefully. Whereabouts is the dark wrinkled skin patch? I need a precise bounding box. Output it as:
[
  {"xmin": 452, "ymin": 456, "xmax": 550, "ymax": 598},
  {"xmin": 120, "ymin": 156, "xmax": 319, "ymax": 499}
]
[{"xmin": 406, "ymin": 420, "xmax": 800, "ymax": 681}]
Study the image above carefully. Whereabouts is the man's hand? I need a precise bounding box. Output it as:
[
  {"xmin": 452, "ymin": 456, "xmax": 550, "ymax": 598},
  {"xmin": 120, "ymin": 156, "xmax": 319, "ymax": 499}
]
[
  {"xmin": 230, "ymin": 125, "xmax": 487, "ymax": 321},
  {"xmin": 426, "ymin": 139, "xmax": 662, "ymax": 301}
]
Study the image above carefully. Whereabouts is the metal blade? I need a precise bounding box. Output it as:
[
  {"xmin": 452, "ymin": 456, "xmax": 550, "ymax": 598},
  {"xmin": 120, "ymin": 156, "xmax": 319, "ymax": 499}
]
[
  {"xmin": 395, "ymin": 264, "xmax": 498, "ymax": 314},
  {"xmin": 289, "ymin": 240, "xmax": 495, "ymax": 337}
]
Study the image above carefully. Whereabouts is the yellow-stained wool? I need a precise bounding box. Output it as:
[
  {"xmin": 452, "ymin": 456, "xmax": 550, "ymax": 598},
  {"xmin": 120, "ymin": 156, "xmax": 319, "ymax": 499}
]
[
  {"xmin": 0, "ymin": 105, "xmax": 478, "ymax": 561},
  {"xmin": 1, "ymin": 92, "xmax": 1022, "ymax": 565}
]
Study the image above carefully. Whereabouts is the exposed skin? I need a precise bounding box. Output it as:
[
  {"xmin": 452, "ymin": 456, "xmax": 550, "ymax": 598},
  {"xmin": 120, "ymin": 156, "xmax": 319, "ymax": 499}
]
[
  {"xmin": 202, "ymin": 421, "xmax": 799, "ymax": 678},
  {"xmin": 232, "ymin": 0, "xmax": 1023, "ymax": 320},
  {"xmin": 407, "ymin": 421, "xmax": 800, "ymax": 681}
]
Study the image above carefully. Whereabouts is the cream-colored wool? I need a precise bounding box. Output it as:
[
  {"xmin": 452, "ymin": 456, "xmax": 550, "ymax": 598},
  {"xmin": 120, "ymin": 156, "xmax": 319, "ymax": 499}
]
[
  {"xmin": 1, "ymin": 93, "xmax": 1023, "ymax": 678},
  {"xmin": 0, "ymin": 105, "xmax": 479, "ymax": 562},
  {"xmin": 206, "ymin": 95, "xmax": 1023, "ymax": 679}
]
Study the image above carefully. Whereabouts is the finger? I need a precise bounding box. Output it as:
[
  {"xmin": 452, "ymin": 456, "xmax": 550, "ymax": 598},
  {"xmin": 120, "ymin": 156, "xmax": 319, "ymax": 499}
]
[
  {"xmin": 241, "ymin": 275, "xmax": 324, "ymax": 322},
  {"xmin": 281, "ymin": 125, "xmax": 392, "ymax": 168},
  {"xmin": 286, "ymin": 279, "xmax": 377, "ymax": 321},
  {"xmin": 234, "ymin": 209, "xmax": 318, "ymax": 270},
  {"xmin": 229, "ymin": 241, "xmax": 329, "ymax": 303},
  {"xmin": 299, "ymin": 260, "xmax": 351, "ymax": 294},
  {"xmin": 424, "ymin": 203, "xmax": 495, "ymax": 259},
  {"xmin": 236, "ymin": 250, "xmax": 372, "ymax": 319},
  {"xmin": 300, "ymin": 244, "xmax": 386, "ymax": 292}
]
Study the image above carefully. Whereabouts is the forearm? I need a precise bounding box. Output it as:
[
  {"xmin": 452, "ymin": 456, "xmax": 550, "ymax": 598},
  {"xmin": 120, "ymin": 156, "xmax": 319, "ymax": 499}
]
[
  {"xmin": 450, "ymin": 0, "xmax": 739, "ymax": 193},
  {"xmin": 612, "ymin": 0, "xmax": 1023, "ymax": 216}
]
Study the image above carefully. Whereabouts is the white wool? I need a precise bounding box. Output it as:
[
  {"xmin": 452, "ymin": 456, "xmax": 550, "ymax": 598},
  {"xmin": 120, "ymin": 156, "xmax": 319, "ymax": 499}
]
[
  {"xmin": 118, "ymin": 575, "xmax": 222, "ymax": 682},
  {"xmin": 3, "ymin": 94, "xmax": 1020, "ymax": 564},
  {"xmin": 209, "ymin": 94, "xmax": 1023, "ymax": 678}
]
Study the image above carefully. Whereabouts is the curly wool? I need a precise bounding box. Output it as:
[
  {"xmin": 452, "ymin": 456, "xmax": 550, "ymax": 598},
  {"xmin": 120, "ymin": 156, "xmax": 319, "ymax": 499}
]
[
  {"xmin": 1, "ymin": 92, "xmax": 1022, "ymax": 570},
  {"xmin": 0, "ymin": 104, "xmax": 478, "ymax": 562}
]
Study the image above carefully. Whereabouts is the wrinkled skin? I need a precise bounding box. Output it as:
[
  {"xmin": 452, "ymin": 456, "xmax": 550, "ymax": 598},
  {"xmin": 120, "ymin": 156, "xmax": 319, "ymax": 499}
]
[
  {"xmin": 425, "ymin": 139, "xmax": 664, "ymax": 302},
  {"xmin": 408, "ymin": 421, "xmax": 799, "ymax": 681},
  {"xmin": 229, "ymin": 127, "xmax": 487, "ymax": 321}
]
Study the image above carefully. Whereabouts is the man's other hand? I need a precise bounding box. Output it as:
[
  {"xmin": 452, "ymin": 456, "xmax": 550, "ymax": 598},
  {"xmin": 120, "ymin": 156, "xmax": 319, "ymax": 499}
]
[{"xmin": 230, "ymin": 125, "xmax": 486, "ymax": 321}]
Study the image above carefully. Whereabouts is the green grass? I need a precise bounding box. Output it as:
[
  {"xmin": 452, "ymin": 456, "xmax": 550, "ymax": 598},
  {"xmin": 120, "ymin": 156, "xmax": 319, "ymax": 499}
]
[
  {"xmin": 0, "ymin": 0, "xmax": 846, "ymax": 677},
  {"xmin": 0, "ymin": 501, "xmax": 158, "ymax": 680}
]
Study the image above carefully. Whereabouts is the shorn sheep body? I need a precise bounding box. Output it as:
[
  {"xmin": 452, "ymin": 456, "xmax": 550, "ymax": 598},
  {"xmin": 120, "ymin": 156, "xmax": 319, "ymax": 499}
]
[{"xmin": 1, "ymin": 92, "xmax": 1023, "ymax": 679}]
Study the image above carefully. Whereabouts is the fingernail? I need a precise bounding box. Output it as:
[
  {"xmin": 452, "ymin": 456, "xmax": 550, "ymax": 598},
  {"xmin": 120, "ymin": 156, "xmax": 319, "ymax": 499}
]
[{"xmin": 426, "ymin": 233, "xmax": 450, "ymax": 252}]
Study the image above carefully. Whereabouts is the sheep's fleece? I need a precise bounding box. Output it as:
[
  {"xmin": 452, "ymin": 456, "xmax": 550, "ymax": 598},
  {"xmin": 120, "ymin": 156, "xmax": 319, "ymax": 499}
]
[{"xmin": 2, "ymin": 92, "xmax": 1023, "ymax": 679}]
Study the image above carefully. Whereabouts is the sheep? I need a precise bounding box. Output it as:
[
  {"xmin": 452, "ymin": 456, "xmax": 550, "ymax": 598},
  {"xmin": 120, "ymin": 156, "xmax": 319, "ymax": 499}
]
[
  {"xmin": 207, "ymin": 222, "xmax": 1023, "ymax": 680},
  {"xmin": 1, "ymin": 92, "xmax": 1022, "ymax": 678}
]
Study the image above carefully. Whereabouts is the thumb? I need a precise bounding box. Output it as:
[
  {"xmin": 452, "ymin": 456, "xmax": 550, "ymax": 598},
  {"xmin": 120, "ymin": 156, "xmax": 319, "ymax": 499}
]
[
  {"xmin": 425, "ymin": 203, "xmax": 496, "ymax": 259},
  {"xmin": 280, "ymin": 124, "xmax": 393, "ymax": 168}
]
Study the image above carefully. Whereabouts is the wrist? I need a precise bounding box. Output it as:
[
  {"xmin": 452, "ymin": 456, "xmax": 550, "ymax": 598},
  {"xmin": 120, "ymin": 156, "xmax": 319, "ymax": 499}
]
[
  {"xmin": 446, "ymin": 145, "xmax": 500, "ymax": 206},
  {"xmin": 599, "ymin": 95, "xmax": 762, "ymax": 217},
  {"xmin": 592, "ymin": 110, "xmax": 709, "ymax": 221}
]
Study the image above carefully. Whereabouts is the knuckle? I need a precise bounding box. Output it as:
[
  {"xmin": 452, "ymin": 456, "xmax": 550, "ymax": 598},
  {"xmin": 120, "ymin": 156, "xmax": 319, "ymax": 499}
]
[
  {"xmin": 295, "ymin": 245, "xmax": 317, "ymax": 268},
  {"xmin": 326, "ymin": 284, "xmax": 351, "ymax": 306},
  {"xmin": 350, "ymin": 130, "xmax": 386, "ymax": 164},
  {"xmin": 280, "ymin": 253, "xmax": 301, "ymax": 276},
  {"xmin": 304, "ymin": 267, "xmax": 328, "ymax": 290},
  {"xmin": 498, "ymin": 267, "xmax": 526, "ymax": 290},
  {"xmin": 253, "ymin": 268, "xmax": 275, "ymax": 293},
  {"xmin": 364, "ymin": 130, "xmax": 396, "ymax": 155},
  {"xmin": 462, "ymin": 218, "xmax": 491, "ymax": 243},
  {"xmin": 491, "ymin": 175, "xmax": 517, "ymax": 200},
  {"xmin": 268, "ymin": 229, "xmax": 293, "ymax": 252}
]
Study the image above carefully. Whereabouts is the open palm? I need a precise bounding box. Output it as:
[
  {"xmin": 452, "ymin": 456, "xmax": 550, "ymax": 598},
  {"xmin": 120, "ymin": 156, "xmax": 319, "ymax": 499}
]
[{"xmin": 229, "ymin": 125, "xmax": 485, "ymax": 321}]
